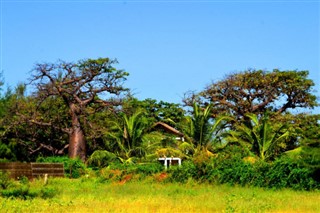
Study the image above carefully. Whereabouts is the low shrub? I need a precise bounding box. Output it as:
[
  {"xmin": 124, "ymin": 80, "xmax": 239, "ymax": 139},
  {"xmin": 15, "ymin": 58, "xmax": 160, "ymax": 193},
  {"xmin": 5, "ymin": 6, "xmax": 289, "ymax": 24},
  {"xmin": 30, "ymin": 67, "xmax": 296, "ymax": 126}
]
[
  {"xmin": 38, "ymin": 186, "xmax": 58, "ymax": 199},
  {"xmin": 168, "ymin": 160, "xmax": 197, "ymax": 183},
  {"xmin": 0, "ymin": 171, "xmax": 13, "ymax": 189},
  {"xmin": 165, "ymin": 155, "xmax": 320, "ymax": 190},
  {"xmin": 33, "ymin": 154, "xmax": 319, "ymax": 190},
  {"xmin": 1, "ymin": 185, "xmax": 58, "ymax": 200},
  {"xmin": 135, "ymin": 163, "xmax": 164, "ymax": 175},
  {"xmin": 265, "ymin": 157, "xmax": 319, "ymax": 190},
  {"xmin": 96, "ymin": 162, "xmax": 164, "ymax": 183},
  {"xmin": 1, "ymin": 185, "xmax": 33, "ymax": 199},
  {"xmin": 36, "ymin": 156, "xmax": 86, "ymax": 178},
  {"xmin": 87, "ymin": 150, "xmax": 120, "ymax": 169},
  {"xmin": 0, "ymin": 176, "xmax": 58, "ymax": 200},
  {"xmin": 107, "ymin": 162, "xmax": 163, "ymax": 175}
]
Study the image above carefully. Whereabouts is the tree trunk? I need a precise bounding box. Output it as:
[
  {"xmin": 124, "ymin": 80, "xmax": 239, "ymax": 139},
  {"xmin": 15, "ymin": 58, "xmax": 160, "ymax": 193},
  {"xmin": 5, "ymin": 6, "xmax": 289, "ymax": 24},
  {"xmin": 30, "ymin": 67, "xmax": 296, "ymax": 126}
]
[{"xmin": 68, "ymin": 105, "xmax": 86, "ymax": 162}]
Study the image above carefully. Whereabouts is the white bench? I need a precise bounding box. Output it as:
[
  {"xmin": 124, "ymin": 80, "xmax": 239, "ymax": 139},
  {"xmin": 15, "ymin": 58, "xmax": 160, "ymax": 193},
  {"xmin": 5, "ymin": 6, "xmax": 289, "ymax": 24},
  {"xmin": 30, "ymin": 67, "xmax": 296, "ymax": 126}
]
[{"xmin": 158, "ymin": 157, "xmax": 181, "ymax": 169}]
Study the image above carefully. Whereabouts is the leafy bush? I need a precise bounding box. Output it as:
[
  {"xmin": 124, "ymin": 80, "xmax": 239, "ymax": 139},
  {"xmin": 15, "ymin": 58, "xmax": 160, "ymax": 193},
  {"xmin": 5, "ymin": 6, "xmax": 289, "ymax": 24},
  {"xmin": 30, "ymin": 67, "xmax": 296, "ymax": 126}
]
[
  {"xmin": 110, "ymin": 162, "xmax": 164, "ymax": 177},
  {"xmin": 87, "ymin": 150, "xmax": 120, "ymax": 169},
  {"xmin": 0, "ymin": 171, "xmax": 13, "ymax": 189},
  {"xmin": 36, "ymin": 156, "xmax": 86, "ymax": 178},
  {"xmin": 165, "ymin": 155, "xmax": 320, "ymax": 190},
  {"xmin": 1, "ymin": 184, "xmax": 58, "ymax": 199},
  {"xmin": 38, "ymin": 186, "xmax": 58, "ymax": 199},
  {"xmin": 168, "ymin": 160, "xmax": 197, "ymax": 183},
  {"xmin": 214, "ymin": 157, "xmax": 255, "ymax": 186},
  {"xmin": 135, "ymin": 163, "xmax": 164, "ymax": 175},
  {"xmin": 97, "ymin": 162, "xmax": 164, "ymax": 183},
  {"xmin": 265, "ymin": 157, "xmax": 319, "ymax": 190},
  {"xmin": 0, "ymin": 175, "xmax": 58, "ymax": 200},
  {"xmin": 1, "ymin": 185, "xmax": 33, "ymax": 199}
]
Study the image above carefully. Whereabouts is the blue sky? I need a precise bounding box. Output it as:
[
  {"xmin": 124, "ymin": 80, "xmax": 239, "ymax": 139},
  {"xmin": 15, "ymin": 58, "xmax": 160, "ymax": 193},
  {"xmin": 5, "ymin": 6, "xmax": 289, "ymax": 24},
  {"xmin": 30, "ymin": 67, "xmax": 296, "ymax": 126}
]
[{"xmin": 1, "ymin": 0, "xmax": 319, "ymax": 113}]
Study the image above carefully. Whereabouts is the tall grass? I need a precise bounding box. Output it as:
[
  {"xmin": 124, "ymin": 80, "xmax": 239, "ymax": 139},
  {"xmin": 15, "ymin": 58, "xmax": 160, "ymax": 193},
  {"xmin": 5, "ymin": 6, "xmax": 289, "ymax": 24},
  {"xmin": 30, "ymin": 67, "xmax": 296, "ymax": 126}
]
[{"xmin": 0, "ymin": 177, "xmax": 319, "ymax": 212}]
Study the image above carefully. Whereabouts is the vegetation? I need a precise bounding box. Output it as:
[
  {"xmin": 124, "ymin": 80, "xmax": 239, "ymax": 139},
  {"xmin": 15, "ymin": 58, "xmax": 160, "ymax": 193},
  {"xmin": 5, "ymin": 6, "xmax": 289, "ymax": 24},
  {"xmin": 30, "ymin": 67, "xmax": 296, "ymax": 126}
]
[
  {"xmin": 107, "ymin": 110, "xmax": 150, "ymax": 162},
  {"xmin": 186, "ymin": 69, "xmax": 317, "ymax": 119},
  {"xmin": 0, "ymin": 175, "xmax": 319, "ymax": 212},
  {"xmin": 226, "ymin": 113, "xmax": 289, "ymax": 161},
  {"xmin": 0, "ymin": 60, "xmax": 319, "ymax": 208},
  {"xmin": 20, "ymin": 58, "xmax": 128, "ymax": 161}
]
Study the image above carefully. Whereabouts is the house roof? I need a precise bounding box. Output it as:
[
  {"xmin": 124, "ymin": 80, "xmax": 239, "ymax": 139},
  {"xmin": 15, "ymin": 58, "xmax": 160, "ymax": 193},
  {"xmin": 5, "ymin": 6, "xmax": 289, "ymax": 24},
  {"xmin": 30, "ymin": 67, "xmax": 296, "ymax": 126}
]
[{"xmin": 152, "ymin": 122, "xmax": 184, "ymax": 137}]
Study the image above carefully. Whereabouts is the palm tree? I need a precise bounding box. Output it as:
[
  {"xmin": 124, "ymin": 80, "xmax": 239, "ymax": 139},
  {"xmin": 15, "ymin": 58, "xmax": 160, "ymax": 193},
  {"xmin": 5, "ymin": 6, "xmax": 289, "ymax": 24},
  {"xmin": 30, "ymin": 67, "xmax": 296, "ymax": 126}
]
[
  {"xmin": 181, "ymin": 102, "xmax": 231, "ymax": 154},
  {"xmin": 88, "ymin": 150, "xmax": 119, "ymax": 167},
  {"xmin": 109, "ymin": 110, "xmax": 150, "ymax": 163},
  {"xmin": 226, "ymin": 113, "xmax": 289, "ymax": 161}
]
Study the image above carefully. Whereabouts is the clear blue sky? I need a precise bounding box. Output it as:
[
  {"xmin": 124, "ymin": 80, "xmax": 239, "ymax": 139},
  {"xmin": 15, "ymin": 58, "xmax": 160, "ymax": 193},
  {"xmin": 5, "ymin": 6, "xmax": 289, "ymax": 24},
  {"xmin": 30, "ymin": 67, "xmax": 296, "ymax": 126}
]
[{"xmin": 1, "ymin": 0, "xmax": 319, "ymax": 113}]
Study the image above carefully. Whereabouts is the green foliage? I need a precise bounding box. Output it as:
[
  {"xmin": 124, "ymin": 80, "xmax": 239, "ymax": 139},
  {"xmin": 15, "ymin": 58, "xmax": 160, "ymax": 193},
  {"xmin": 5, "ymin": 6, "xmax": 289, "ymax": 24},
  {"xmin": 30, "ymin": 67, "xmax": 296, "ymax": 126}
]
[
  {"xmin": 0, "ymin": 179, "xmax": 319, "ymax": 212},
  {"xmin": 0, "ymin": 178, "xmax": 58, "ymax": 200},
  {"xmin": 168, "ymin": 160, "xmax": 197, "ymax": 183},
  {"xmin": 227, "ymin": 113, "xmax": 289, "ymax": 161},
  {"xmin": 0, "ymin": 85, "xmax": 25, "ymax": 161},
  {"xmin": 166, "ymin": 155, "xmax": 320, "ymax": 190},
  {"xmin": 156, "ymin": 147, "xmax": 185, "ymax": 158},
  {"xmin": 38, "ymin": 186, "xmax": 58, "ymax": 199},
  {"xmin": 192, "ymin": 69, "xmax": 317, "ymax": 119},
  {"xmin": 108, "ymin": 162, "xmax": 164, "ymax": 176},
  {"xmin": 122, "ymin": 98, "xmax": 185, "ymax": 126},
  {"xmin": 0, "ymin": 171, "xmax": 13, "ymax": 189},
  {"xmin": 97, "ymin": 162, "xmax": 164, "ymax": 183},
  {"xmin": 265, "ymin": 157, "xmax": 319, "ymax": 190},
  {"xmin": 36, "ymin": 156, "xmax": 86, "ymax": 178},
  {"xmin": 182, "ymin": 102, "xmax": 231, "ymax": 152},
  {"xmin": 1, "ymin": 185, "xmax": 33, "ymax": 200},
  {"xmin": 283, "ymin": 113, "xmax": 320, "ymax": 170},
  {"xmin": 1, "ymin": 64, "xmax": 319, "ymax": 192},
  {"xmin": 1, "ymin": 176, "xmax": 32, "ymax": 199},
  {"xmin": 0, "ymin": 85, "xmax": 69, "ymax": 161},
  {"xmin": 0, "ymin": 142, "xmax": 17, "ymax": 161},
  {"xmin": 190, "ymin": 102, "xmax": 214, "ymax": 147},
  {"xmin": 108, "ymin": 110, "xmax": 150, "ymax": 161},
  {"xmin": 88, "ymin": 150, "xmax": 120, "ymax": 168}
]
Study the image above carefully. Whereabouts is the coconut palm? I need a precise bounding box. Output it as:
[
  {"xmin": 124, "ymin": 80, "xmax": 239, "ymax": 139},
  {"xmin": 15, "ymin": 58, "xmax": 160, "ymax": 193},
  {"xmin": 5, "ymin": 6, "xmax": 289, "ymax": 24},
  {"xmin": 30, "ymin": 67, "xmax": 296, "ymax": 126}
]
[
  {"xmin": 180, "ymin": 102, "xmax": 231, "ymax": 154},
  {"xmin": 226, "ymin": 113, "xmax": 289, "ymax": 161},
  {"xmin": 108, "ymin": 110, "xmax": 150, "ymax": 163}
]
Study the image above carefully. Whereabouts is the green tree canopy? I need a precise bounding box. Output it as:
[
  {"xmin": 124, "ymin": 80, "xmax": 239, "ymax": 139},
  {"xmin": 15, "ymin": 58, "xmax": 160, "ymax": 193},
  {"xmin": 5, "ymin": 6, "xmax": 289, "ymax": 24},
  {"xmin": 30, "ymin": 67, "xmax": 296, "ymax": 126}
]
[
  {"xmin": 185, "ymin": 69, "xmax": 317, "ymax": 120},
  {"xmin": 122, "ymin": 98, "xmax": 185, "ymax": 126}
]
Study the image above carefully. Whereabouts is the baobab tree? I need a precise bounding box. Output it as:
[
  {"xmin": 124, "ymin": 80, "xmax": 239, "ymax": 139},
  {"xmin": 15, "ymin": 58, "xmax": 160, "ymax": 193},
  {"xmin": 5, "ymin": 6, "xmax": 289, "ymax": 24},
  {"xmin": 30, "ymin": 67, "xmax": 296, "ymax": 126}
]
[{"xmin": 29, "ymin": 58, "xmax": 129, "ymax": 161}]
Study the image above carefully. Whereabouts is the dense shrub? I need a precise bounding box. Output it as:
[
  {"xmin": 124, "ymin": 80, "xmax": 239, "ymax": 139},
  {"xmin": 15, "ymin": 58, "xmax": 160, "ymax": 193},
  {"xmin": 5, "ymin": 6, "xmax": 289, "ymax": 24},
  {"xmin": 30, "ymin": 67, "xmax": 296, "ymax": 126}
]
[
  {"xmin": 0, "ymin": 171, "xmax": 13, "ymax": 189},
  {"xmin": 30, "ymin": 154, "xmax": 319, "ymax": 190},
  {"xmin": 1, "ymin": 185, "xmax": 58, "ymax": 200},
  {"xmin": 97, "ymin": 162, "xmax": 165, "ymax": 183},
  {"xmin": 0, "ymin": 176, "xmax": 58, "ymax": 199},
  {"xmin": 36, "ymin": 156, "xmax": 86, "ymax": 178},
  {"xmin": 168, "ymin": 160, "xmax": 197, "ymax": 183},
  {"xmin": 265, "ymin": 157, "xmax": 319, "ymax": 190},
  {"xmin": 87, "ymin": 150, "xmax": 120, "ymax": 169},
  {"xmin": 1, "ymin": 184, "xmax": 33, "ymax": 199},
  {"xmin": 106, "ymin": 162, "xmax": 163, "ymax": 174},
  {"xmin": 165, "ymin": 155, "xmax": 320, "ymax": 190},
  {"xmin": 214, "ymin": 157, "xmax": 256, "ymax": 186}
]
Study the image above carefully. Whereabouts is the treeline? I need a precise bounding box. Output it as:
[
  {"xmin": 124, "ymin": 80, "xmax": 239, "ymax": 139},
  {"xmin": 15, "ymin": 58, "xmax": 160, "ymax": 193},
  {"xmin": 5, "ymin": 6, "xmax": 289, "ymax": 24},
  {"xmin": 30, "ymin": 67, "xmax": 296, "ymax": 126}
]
[{"xmin": 0, "ymin": 57, "xmax": 319, "ymax": 189}]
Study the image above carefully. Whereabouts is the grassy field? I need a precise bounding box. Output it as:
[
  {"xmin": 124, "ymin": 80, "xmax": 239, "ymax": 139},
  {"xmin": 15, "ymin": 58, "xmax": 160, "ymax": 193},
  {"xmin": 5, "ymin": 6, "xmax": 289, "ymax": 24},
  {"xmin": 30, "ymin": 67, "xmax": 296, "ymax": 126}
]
[{"xmin": 1, "ymin": 177, "xmax": 319, "ymax": 213}]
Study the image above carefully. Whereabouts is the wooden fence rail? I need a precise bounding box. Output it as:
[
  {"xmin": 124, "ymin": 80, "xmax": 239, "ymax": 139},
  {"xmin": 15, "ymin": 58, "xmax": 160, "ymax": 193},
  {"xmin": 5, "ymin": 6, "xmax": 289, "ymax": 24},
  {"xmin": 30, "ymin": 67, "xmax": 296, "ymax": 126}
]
[{"xmin": 0, "ymin": 162, "xmax": 64, "ymax": 179}]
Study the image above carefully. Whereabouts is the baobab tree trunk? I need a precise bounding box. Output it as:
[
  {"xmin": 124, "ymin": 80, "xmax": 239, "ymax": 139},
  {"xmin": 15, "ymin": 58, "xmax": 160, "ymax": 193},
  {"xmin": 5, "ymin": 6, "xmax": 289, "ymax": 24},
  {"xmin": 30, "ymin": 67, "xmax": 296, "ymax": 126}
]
[{"xmin": 68, "ymin": 105, "xmax": 86, "ymax": 162}]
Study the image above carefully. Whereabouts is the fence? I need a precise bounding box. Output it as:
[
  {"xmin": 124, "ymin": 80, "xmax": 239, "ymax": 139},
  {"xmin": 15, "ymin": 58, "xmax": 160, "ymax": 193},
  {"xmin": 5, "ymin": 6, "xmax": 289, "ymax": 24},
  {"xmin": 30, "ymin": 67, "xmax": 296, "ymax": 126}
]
[{"xmin": 0, "ymin": 162, "xmax": 64, "ymax": 179}]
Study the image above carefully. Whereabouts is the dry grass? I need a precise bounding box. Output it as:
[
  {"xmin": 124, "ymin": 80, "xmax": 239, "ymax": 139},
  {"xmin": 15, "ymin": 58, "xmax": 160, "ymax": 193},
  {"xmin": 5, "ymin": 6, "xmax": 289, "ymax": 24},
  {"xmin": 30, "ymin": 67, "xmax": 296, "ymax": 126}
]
[{"xmin": 0, "ymin": 177, "xmax": 319, "ymax": 212}]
